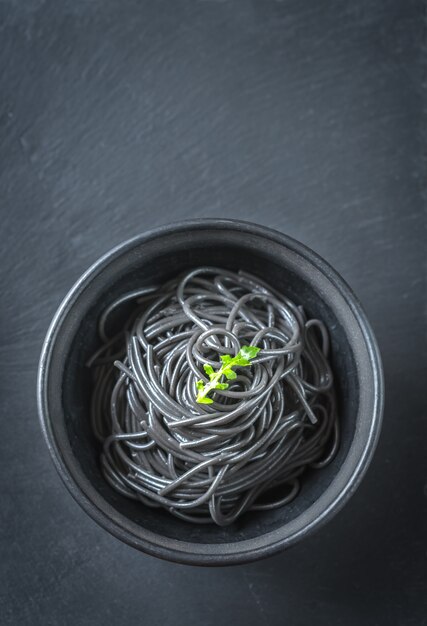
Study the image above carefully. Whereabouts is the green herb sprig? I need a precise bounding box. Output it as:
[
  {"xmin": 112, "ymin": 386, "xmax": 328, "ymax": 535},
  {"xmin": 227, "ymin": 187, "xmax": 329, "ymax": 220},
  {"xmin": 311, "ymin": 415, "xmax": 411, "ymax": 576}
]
[{"xmin": 196, "ymin": 345, "xmax": 261, "ymax": 404}]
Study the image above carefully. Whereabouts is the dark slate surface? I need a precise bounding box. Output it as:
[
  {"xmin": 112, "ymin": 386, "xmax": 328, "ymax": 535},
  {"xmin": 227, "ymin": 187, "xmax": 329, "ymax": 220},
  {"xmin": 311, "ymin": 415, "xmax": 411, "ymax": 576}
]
[{"xmin": 1, "ymin": 1, "xmax": 425, "ymax": 624}]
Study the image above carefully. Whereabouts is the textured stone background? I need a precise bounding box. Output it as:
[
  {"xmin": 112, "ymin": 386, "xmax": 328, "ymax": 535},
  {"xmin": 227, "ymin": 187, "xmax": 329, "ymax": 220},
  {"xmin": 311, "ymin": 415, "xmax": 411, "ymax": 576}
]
[{"xmin": 0, "ymin": 1, "xmax": 425, "ymax": 624}]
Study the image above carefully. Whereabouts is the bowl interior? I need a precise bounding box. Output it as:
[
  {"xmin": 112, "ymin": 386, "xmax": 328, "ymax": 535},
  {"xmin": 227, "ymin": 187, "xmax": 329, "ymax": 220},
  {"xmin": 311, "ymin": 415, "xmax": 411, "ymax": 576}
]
[{"xmin": 46, "ymin": 226, "xmax": 365, "ymax": 548}]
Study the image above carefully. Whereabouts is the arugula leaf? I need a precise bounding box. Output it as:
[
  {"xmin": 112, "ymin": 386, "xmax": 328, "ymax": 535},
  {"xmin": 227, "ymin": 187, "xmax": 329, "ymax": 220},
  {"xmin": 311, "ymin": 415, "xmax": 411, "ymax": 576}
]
[
  {"xmin": 197, "ymin": 396, "xmax": 214, "ymax": 404},
  {"xmin": 203, "ymin": 364, "xmax": 215, "ymax": 377},
  {"xmin": 223, "ymin": 368, "xmax": 237, "ymax": 380},
  {"xmin": 240, "ymin": 345, "xmax": 260, "ymax": 360},
  {"xmin": 196, "ymin": 345, "xmax": 261, "ymax": 404}
]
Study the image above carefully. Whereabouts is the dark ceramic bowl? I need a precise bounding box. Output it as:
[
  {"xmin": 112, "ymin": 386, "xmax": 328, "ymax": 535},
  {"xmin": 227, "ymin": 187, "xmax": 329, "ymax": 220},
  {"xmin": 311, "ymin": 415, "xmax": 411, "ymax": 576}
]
[{"xmin": 38, "ymin": 219, "xmax": 383, "ymax": 565}]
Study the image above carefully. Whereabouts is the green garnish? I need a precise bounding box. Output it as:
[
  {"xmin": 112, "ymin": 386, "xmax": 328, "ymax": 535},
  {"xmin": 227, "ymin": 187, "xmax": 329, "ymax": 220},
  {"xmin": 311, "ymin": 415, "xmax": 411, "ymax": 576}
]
[{"xmin": 196, "ymin": 345, "xmax": 261, "ymax": 404}]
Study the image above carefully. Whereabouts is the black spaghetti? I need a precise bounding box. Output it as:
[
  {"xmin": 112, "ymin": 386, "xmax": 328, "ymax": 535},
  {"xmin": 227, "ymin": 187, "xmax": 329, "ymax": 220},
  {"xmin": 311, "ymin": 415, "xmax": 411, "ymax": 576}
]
[{"xmin": 89, "ymin": 267, "xmax": 339, "ymax": 526}]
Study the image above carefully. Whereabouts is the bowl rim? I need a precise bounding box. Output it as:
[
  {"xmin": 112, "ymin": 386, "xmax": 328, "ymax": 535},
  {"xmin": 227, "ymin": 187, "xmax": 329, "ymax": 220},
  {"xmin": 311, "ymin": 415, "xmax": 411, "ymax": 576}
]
[{"xmin": 37, "ymin": 218, "xmax": 384, "ymax": 565}]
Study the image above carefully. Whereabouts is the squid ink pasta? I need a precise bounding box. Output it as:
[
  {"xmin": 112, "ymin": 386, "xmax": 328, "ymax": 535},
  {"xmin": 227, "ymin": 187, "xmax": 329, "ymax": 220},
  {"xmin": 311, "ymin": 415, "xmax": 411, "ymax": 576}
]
[{"xmin": 89, "ymin": 267, "xmax": 339, "ymax": 526}]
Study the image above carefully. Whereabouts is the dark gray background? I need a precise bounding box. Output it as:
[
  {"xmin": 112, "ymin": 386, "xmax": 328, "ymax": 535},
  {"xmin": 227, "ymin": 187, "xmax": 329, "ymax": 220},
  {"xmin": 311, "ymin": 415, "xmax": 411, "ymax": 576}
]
[{"xmin": 1, "ymin": 1, "xmax": 426, "ymax": 624}]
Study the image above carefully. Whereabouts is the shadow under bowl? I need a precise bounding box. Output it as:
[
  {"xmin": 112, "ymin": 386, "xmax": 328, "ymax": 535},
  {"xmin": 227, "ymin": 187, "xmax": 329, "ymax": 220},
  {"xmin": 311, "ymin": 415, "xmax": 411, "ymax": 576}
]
[{"xmin": 37, "ymin": 219, "xmax": 383, "ymax": 565}]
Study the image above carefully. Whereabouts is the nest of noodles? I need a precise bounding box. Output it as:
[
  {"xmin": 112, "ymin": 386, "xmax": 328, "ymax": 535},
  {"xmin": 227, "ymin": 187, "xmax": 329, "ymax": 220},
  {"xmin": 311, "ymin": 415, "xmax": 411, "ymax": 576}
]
[{"xmin": 89, "ymin": 267, "xmax": 338, "ymax": 526}]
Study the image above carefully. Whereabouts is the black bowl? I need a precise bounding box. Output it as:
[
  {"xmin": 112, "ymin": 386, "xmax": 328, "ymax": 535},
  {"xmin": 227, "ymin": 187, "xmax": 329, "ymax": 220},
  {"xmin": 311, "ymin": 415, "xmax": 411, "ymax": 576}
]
[{"xmin": 37, "ymin": 219, "xmax": 383, "ymax": 565}]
